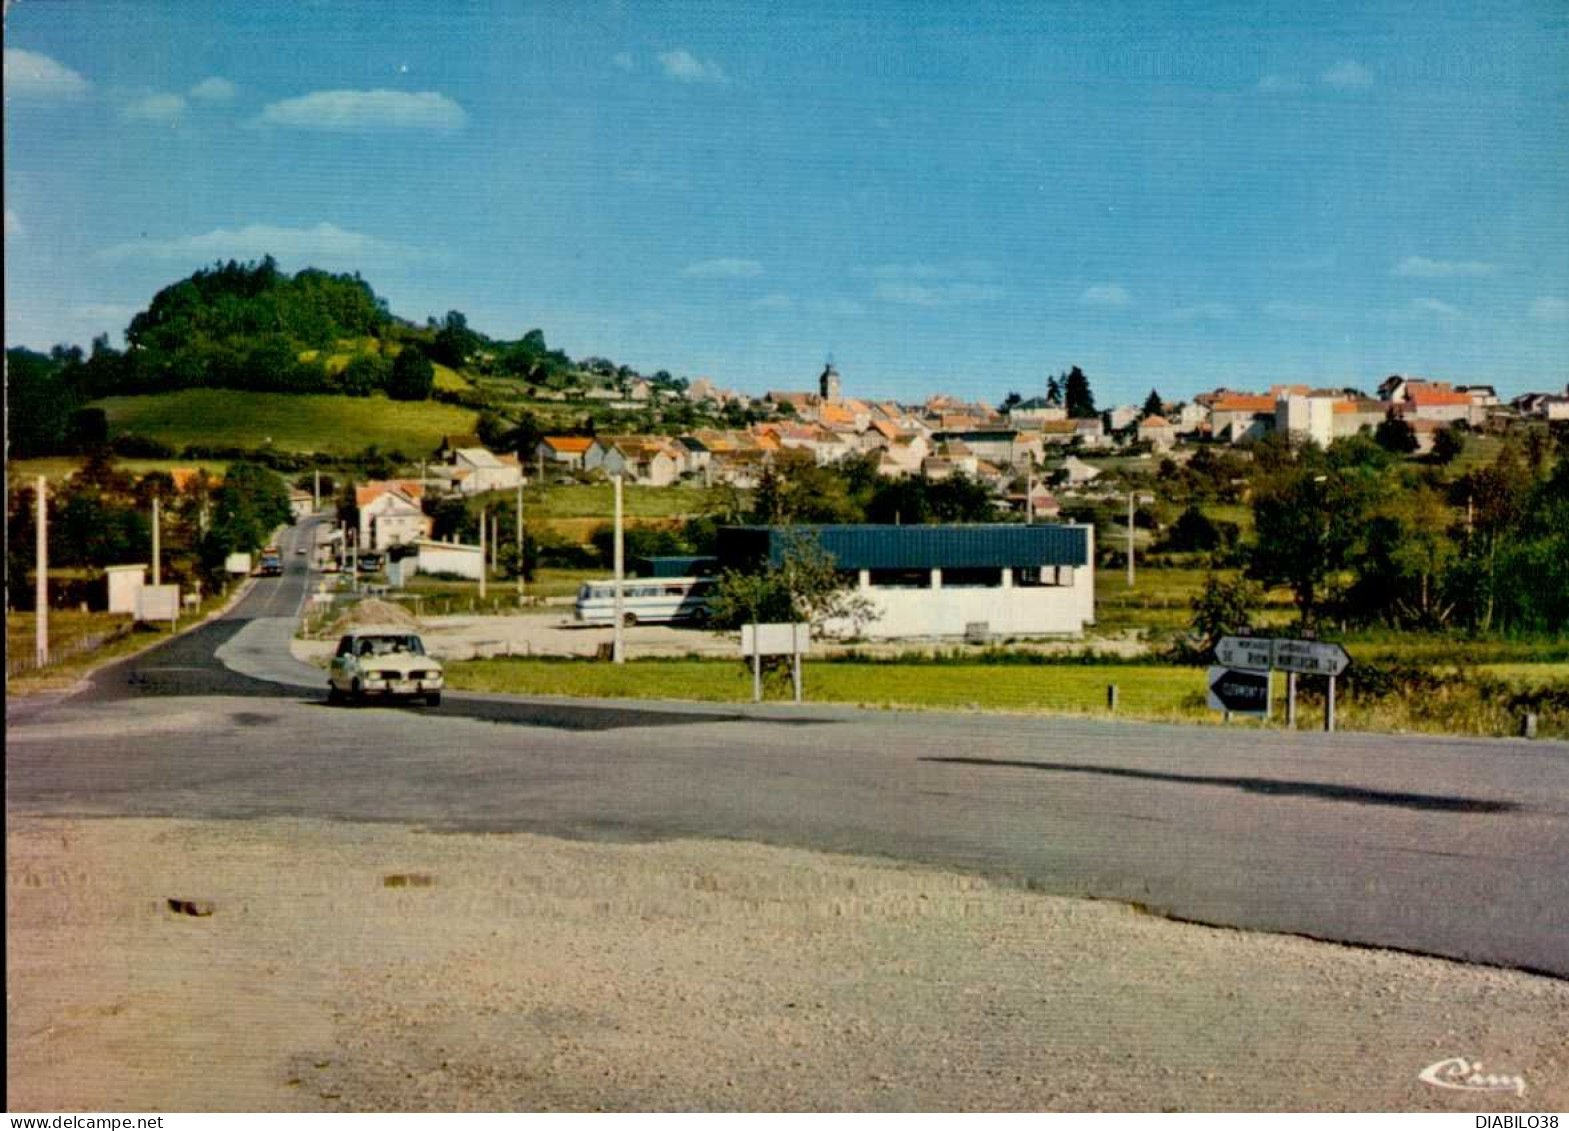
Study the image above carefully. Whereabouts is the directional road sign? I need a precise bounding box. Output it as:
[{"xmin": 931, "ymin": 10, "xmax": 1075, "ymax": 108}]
[
  {"xmin": 1215, "ymin": 635, "xmax": 1274, "ymax": 672},
  {"xmin": 1272, "ymin": 638, "xmax": 1351, "ymax": 677},
  {"xmin": 1207, "ymin": 666, "xmax": 1270, "ymax": 716}
]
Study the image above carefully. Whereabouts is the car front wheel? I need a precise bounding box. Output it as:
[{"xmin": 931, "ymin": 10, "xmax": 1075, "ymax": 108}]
[{"xmin": 425, "ymin": 692, "xmax": 442, "ymax": 707}]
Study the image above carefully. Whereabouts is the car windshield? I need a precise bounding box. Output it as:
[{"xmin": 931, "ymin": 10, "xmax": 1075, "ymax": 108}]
[{"xmin": 356, "ymin": 635, "xmax": 424, "ymax": 657}]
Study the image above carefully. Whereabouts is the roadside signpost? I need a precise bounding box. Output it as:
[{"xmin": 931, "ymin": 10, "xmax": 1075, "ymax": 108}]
[
  {"xmin": 1206, "ymin": 666, "xmax": 1270, "ymax": 717},
  {"xmin": 741, "ymin": 622, "xmax": 810, "ymax": 704},
  {"xmin": 1211, "ymin": 635, "xmax": 1352, "ymax": 732},
  {"xmin": 1216, "ymin": 635, "xmax": 1273, "ymax": 672}
]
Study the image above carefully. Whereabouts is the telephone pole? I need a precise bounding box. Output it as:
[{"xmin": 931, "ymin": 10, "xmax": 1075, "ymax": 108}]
[
  {"xmin": 35, "ymin": 477, "xmax": 48, "ymax": 667},
  {"xmin": 515, "ymin": 477, "xmax": 525, "ymax": 598},
  {"xmin": 612, "ymin": 473, "xmax": 625, "ymax": 664},
  {"xmin": 478, "ymin": 507, "xmax": 488, "ymax": 600},
  {"xmin": 1126, "ymin": 490, "xmax": 1135, "ymax": 589},
  {"xmin": 152, "ymin": 497, "xmax": 162, "ymax": 586}
]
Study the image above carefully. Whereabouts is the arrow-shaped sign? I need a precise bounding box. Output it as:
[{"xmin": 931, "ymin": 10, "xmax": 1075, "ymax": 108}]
[
  {"xmin": 1216, "ymin": 635, "xmax": 1273, "ymax": 672},
  {"xmin": 1272, "ymin": 638, "xmax": 1351, "ymax": 676},
  {"xmin": 1207, "ymin": 666, "xmax": 1270, "ymax": 716}
]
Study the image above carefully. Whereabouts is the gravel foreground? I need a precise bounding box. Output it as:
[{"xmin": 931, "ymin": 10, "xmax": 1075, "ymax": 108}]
[{"xmin": 6, "ymin": 816, "xmax": 1565, "ymax": 1112}]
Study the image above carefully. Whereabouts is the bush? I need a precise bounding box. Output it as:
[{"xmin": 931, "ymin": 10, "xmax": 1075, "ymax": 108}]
[{"xmin": 111, "ymin": 433, "xmax": 176, "ymax": 458}]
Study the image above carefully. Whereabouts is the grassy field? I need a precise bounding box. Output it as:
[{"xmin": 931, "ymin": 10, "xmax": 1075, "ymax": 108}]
[
  {"xmin": 1092, "ymin": 567, "xmax": 1297, "ymax": 634},
  {"xmin": 446, "ymin": 657, "xmax": 1214, "ymax": 718},
  {"xmin": 8, "ymin": 457, "xmax": 234, "ymax": 485},
  {"xmin": 442, "ymin": 654, "xmax": 1566, "ymax": 738},
  {"xmin": 93, "ymin": 390, "xmax": 479, "ymax": 456},
  {"xmin": 6, "ymin": 585, "xmax": 239, "ymax": 693}
]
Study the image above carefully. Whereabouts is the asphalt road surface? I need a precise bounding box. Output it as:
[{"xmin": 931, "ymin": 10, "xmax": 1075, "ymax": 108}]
[{"xmin": 9, "ymin": 517, "xmax": 1568, "ymax": 977}]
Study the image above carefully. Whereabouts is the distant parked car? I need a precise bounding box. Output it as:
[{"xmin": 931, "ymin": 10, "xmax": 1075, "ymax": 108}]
[{"xmin": 328, "ymin": 631, "xmax": 443, "ymax": 706}]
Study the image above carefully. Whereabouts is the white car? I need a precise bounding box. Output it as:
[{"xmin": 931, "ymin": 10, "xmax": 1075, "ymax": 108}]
[{"xmin": 328, "ymin": 630, "xmax": 444, "ymax": 706}]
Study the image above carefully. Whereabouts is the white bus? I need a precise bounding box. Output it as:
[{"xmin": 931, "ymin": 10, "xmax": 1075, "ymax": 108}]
[{"xmin": 574, "ymin": 576, "xmax": 718, "ymax": 626}]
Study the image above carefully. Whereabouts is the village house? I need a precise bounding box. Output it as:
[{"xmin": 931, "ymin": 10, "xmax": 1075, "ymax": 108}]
[
  {"xmin": 356, "ymin": 481, "xmax": 432, "ymax": 552},
  {"xmin": 583, "ymin": 436, "xmax": 683, "ymax": 486},
  {"xmin": 445, "ymin": 448, "xmax": 523, "ymax": 495},
  {"xmin": 1136, "ymin": 414, "xmax": 1178, "ymax": 452},
  {"xmin": 1006, "ymin": 397, "xmax": 1068, "ymax": 427},
  {"xmin": 1209, "ymin": 394, "xmax": 1276, "ymax": 443},
  {"xmin": 534, "ymin": 436, "xmax": 595, "ymax": 471}
]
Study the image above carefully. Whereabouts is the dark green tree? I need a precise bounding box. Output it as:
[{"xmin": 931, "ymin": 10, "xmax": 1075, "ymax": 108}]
[
  {"xmin": 1064, "ymin": 367, "xmax": 1096, "ymax": 419},
  {"xmin": 1374, "ymin": 411, "xmax": 1419, "ymax": 454},
  {"xmin": 1430, "ymin": 424, "xmax": 1466, "ymax": 466},
  {"xmin": 1248, "ymin": 467, "xmax": 1377, "ymax": 628},
  {"xmin": 1141, "ymin": 389, "xmax": 1164, "ymax": 418},
  {"xmin": 387, "ymin": 345, "xmax": 435, "ymax": 401}
]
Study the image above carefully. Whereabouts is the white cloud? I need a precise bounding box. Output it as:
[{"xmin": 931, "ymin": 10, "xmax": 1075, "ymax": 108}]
[
  {"xmin": 752, "ymin": 293, "xmax": 795, "ymax": 311},
  {"xmin": 189, "ymin": 76, "xmax": 237, "ymax": 101},
  {"xmin": 255, "ymin": 89, "xmax": 466, "ymax": 132},
  {"xmin": 1393, "ymin": 297, "xmax": 1463, "ymax": 321},
  {"xmin": 5, "ymin": 209, "xmax": 23, "ymax": 237},
  {"xmin": 612, "ymin": 52, "xmax": 635, "ymax": 72},
  {"xmin": 657, "ymin": 49, "xmax": 728, "ymax": 84},
  {"xmin": 873, "ymin": 281, "xmax": 1003, "ymax": 307},
  {"xmin": 1529, "ymin": 296, "xmax": 1569, "ymax": 322},
  {"xmin": 1263, "ymin": 300, "xmax": 1327, "ymax": 321},
  {"xmin": 1392, "ymin": 256, "xmax": 1496, "ymax": 278},
  {"xmin": 4, "ymin": 48, "xmax": 90, "ymax": 100},
  {"xmin": 1163, "ymin": 302, "xmax": 1235, "ymax": 322},
  {"xmin": 73, "ymin": 303, "xmax": 138, "ymax": 324},
  {"xmin": 1256, "ymin": 74, "xmax": 1302, "ymax": 93},
  {"xmin": 809, "ymin": 297, "xmax": 866, "ymax": 317},
  {"xmin": 100, "ymin": 222, "xmax": 431, "ymax": 267},
  {"xmin": 683, "ymin": 257, "xmax": 763, "ymax": 278},
  {"xmin": 1323, "ymin": 60, "xmax": 1373, "ymax": 89},
  {"xmin": 1081, "ymin": 284, "xmax": 1132, "ymax": 308},
  {"xmin": 123, "ymin": 93, "xmax": 186, "ymax": 123},
  {"xmin": 862, "ymin": 263, "xmax": 944, "ymax": 281}
]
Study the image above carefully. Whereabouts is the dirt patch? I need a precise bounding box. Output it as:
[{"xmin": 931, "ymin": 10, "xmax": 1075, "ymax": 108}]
[
  {"xmin": 324, "ymin": 597, "xmax": 422, "ymax": 635},
  {"xmin": 7, "ymin": 816, "xmax": 1565, "ymax": 1112}
]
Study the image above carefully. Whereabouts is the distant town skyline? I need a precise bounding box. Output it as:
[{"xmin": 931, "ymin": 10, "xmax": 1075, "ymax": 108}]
[{"xmin": 6, "ymin": 1, "xmax": 1567, "ymax": 405}]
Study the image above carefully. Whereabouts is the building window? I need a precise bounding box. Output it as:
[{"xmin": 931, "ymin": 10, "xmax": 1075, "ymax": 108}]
[
  {"xmin": 868, "ymin": 568, "xmax": 931, "ymax": 589},
  {"xmin": 1014, "ymin": 566, "xmax": 1071, "ymax": 587},
  {"xmin": 941, "ymin": 567, "xmax": 1003, "ymax": 588}
]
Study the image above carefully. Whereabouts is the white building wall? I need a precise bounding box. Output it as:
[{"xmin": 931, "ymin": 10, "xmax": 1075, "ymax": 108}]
[
  {"xmin": 415, "ymin": 541, "xmax": 484, "ymax": 581},
  {"xmin": 106, "ymin": 565, "xmax": 148, "ymax": 615},
  {"xmin": 823, "ymin": 526, "xmax": 1095, "ymax": 640}
]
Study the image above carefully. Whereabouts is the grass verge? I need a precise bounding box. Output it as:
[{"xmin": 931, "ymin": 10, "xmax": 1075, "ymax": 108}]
[{"xmin": 443, "ymin": 655, "xmax": 1567, "ymax": 738}]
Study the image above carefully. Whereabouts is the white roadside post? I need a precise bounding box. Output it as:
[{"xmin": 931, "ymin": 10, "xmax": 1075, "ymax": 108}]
[
  {"xmin": 1126, "ymin": 490, "xmax": 1135, "ymax": 588},
  {"xmin": 612, "ymin": 473, "xmax": 625, "ymax": 664},
  {"xmin": 792, "ymin": 623, "xmax": 804, "ymax": 704},
  {"xmin": 478, "ymin": 507, "xmax": 487, "ymax": 600},
  {"xmin": 752, "ymin": 617, "xmax": 762, "ymax": 703},
  {"xmin": 35, "ymin": 476, "xmax": 48, "ymax": 667}
]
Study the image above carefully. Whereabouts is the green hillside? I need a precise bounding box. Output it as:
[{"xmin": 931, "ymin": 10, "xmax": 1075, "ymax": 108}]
[{"xmin": 94, "ymin": 390, "xmax": 479, "ymax": 457}]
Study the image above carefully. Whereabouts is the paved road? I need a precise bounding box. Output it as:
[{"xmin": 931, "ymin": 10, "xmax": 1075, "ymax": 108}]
[{"xmin": 8, "ymin": 519, "xmax": 1568, "ymax": 977}]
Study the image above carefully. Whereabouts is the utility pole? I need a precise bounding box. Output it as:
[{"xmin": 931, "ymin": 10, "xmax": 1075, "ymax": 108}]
[
  {"xmin": 478, "ymin": 507, "xmax": 487, "ymax": 600},
  {"xmin": 1126, "ymin": 490, "xmax": 1135, "ymax": 589},
  {"xmin": 35, "ymin": 476, "xmax": 48, "ymax": 667},
  {"xmin": 515, "ymin": 477, "xmax": 525, "ymax": 598},
  {"xmin": 151, "ymin": 497, "xmax": 162, "ymax": 586},
  {"xmin": 313, "ymin": 469, "xmax": 321, "ymax": 513},
  {"xmin": 612, "ymin": 473, "xmax": 625, "ymax": 663}
]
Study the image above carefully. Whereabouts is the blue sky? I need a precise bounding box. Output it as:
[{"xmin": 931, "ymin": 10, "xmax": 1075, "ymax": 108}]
[{"xmin": 5, "ymin": 0, "xmax": 1567, "ymax": 405}]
